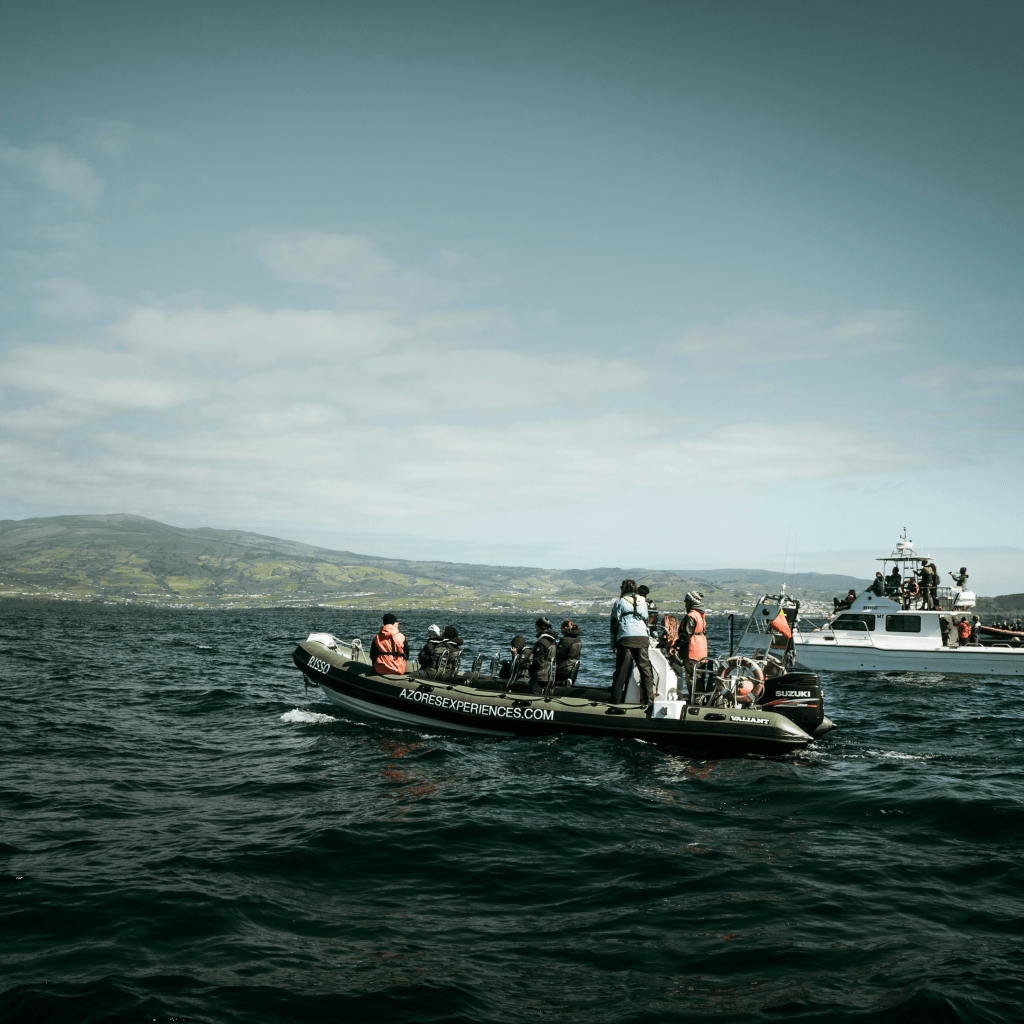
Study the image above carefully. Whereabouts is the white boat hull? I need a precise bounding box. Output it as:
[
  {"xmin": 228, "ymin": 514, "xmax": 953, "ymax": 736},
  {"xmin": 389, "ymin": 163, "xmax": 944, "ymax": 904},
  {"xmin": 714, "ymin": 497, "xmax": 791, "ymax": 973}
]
[{"xmin": 793, "ymin": 641, "xmax": 1024, "ymax": 675}]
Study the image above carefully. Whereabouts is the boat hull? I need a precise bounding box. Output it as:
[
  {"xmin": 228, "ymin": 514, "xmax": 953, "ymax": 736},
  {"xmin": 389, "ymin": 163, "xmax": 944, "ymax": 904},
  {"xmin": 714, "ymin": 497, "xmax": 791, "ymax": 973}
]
[
  {"xmin": 294, "ymin": 641, "xmax": 816, "ymax": 756},
  {"xmin": 794, "ymin": 640, "xmax": 1024, "ymax": 674}
]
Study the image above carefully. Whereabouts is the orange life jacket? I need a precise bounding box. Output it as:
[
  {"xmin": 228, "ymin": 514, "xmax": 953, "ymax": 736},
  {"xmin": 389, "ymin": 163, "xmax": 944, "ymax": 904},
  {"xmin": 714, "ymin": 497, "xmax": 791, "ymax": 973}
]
[
  {"xmin": 686, "ymin": 609, "xmax": 707, "ymax": 661},
  {"xmin": 957, "ymin": 619, "xmax": 971, "ymax": 640},
  {"xmin": 373, "ymin": 623, "xmax": 407, "ymax": 675}
]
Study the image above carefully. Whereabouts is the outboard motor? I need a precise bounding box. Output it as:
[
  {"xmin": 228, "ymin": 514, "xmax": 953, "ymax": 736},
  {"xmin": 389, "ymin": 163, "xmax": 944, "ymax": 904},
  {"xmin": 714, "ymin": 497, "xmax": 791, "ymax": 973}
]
[{"xmin": 760, "ymin": 672, "xmax": 824, "ymax": 734}]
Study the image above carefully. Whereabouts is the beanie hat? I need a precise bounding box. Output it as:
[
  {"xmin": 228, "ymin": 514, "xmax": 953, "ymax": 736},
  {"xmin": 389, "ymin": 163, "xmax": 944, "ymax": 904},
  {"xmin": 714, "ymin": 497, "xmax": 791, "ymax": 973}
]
[
  {"xmin": 382, "ymin": 612, "xmax": 398, "ymax": 625},
  {"xmin": 684, "ymin": 591, "xmax": 704, "ymax": 608},
  {"xmin": 427, "ymin": 624, "xmax": 442, "ymax": 639},
  {"xmin": 535, "ymin": 617, "xmax": 552, "ymax": 631}
]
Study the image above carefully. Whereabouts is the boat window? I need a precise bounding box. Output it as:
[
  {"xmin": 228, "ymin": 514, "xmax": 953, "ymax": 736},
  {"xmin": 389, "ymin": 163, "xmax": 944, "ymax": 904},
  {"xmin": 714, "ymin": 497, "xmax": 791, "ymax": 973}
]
[
  {"xmin": 833, "ymin": 614, "xmax": 876, "ymax": 631},
  {"xmin": 885, "ymin": 615, "xmax": 922, "ymax": 633}
]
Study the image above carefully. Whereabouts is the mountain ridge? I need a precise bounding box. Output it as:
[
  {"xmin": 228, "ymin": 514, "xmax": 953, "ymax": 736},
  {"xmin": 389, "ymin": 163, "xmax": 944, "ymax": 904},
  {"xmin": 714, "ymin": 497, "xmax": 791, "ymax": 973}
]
[{"xmin": 0, "ymin": 513, "xmax": 870, "ymax": 613}]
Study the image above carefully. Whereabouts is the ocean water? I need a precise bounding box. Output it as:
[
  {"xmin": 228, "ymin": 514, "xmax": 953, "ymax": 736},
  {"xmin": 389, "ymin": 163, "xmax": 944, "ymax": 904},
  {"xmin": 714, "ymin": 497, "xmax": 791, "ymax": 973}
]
[{"xmin": 3, "ymin": 601, "xmax": 1024, "ymax": 1024}]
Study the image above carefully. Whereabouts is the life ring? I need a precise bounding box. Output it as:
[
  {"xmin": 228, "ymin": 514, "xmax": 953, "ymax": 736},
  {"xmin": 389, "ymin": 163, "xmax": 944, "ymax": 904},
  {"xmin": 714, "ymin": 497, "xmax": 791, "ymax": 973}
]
[{"xmin": 718, "ymin": 656, "xmax": 765, "ymax": 701}]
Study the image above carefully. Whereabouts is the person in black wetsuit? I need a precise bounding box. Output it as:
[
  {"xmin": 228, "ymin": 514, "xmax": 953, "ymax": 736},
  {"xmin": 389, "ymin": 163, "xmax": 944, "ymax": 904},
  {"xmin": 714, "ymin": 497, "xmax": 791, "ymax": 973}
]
[
  {"xmin": 417, "ymin": 624, "xmax": 444, "ymax": 675},
  {"xmin": 498, "ymin": 635, "xmax": 532, "ymax": 682},
  {"xmin": 529, "ymin": 617, "xmax": 559, "ymax": 692},
  {"xmin": 555, "ymin": 620, "xmax": 582, "ymax": 682},
  {"xmin": 418, "ymin": 625, "xmax": 463, "ymax": 679}
]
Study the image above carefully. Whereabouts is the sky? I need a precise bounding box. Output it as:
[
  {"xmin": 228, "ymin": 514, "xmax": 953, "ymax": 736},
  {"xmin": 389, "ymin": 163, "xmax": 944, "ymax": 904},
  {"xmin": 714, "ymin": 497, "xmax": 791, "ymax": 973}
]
[{"xmin": 1, "ymin": 1, "xmax": 1022, "ymax": 590}]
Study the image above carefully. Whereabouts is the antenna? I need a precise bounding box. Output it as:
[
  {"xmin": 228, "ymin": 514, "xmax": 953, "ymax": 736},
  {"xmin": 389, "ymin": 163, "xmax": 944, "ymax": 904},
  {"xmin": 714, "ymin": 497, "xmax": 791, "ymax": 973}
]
[{"xmin": 781, "ymin": 529, "xmax": 791, "ymax": 596}]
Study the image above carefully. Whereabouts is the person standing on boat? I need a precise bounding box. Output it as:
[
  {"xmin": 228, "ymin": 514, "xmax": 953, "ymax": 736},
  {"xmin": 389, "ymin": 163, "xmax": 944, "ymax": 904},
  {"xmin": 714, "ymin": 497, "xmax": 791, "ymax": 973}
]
[
  {"xmin": 555, "ymin": 620, "xmax": 582, "ymax": 683},
  {"xmin": 885, "ymin": 567, "xmax": 902, "ymax": 597},
  {"xmin": 970, "ymin": 616, "xmax": 981, "ymax": 644},
  {"xmin": 530, "ymin": 617, "xmax": 559, "ymax": 692},
  {"xmin": 957, "ymin": 616, "xmax": 972, "ymax": 646},
  {"xmin": 679, "ymin": 591, "xmax": 709, "ymax": 695},
  {"xmin": 949, "ymin": 567, "xmax": 969, "ymax": 588},
  {"xmin": 638, "ymin": 585, "xmax": 658, "ymax": 631},
  {"xmin": 938, "ymin": 616, "xmax": 953, "ymax": 647},
  {"xmin": 371, "ymin": 613, "xmax": 409, "ymax": 675},
  {"xmin": 610, "ymin": 579, "xmax": 655, "ymax": 704},
  {"xmin": 917, "ymin": 562, "xmax": 937, "ymax": 609}
]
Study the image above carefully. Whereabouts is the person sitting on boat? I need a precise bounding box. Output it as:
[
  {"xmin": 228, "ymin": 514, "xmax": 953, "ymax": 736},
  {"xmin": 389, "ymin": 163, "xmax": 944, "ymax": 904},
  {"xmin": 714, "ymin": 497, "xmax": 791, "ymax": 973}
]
[
  {"xmin": 885, "ymin": 568, "xmax": 902, "ymax": 597},
  {"xmin": 417, "ymin": 624, "xmax": 445, "ymax": 675},
  {"xmin": 868, "ymin": 572, "xmax": 885, "ymax": 597},
  {"xmin": 949, "ymin": 567, "xmax": 969, "ymax": 588},
  {"xmin": 610, "ymin": 579, "xmax": 655, "ymax": 704},
  {"xmin": 555, "ymin": 619, "xmax": 582, "ymax": 682},
  {"xmin": 371, "ymin": 613, "xmax": 409, "ymax": 675},
  {"xmin": 834, "ymin": 589, "xmax": 857, "ymax": 612},
  {"xmin": 529, "ymin": 617, "xmax": 560, "ymax": 692},
  {"xmin": 678, "ymin": 591, "xmax": 709, "ymax": 695},
  {"xmin": 957, "ymin": 616, "xmax": 972, "ymax": 646},
  {"xmin": 438, "ymin": 625, "xmax": 464, "ymax": 677},
  {"xmin": 658, "ymin": 614, "xmax": 680, "ymax": 654},
  {"xmin": 498, "ymin": 635, "xmax": 532, "ymax": 681}
]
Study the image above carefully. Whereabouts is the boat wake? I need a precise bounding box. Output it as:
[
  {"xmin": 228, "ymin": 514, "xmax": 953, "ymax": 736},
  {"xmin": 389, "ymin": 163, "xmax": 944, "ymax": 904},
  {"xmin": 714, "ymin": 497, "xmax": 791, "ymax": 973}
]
[{"xmin": 280, "ymin": 708, "xmax": 338, "ymax": 725}]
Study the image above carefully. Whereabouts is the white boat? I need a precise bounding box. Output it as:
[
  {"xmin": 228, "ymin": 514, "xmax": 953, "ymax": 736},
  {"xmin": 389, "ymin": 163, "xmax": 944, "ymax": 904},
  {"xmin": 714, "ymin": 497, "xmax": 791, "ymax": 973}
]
[{"xmin": 790, "ymin": 534, "xmax": 1024, "ymax": 675}]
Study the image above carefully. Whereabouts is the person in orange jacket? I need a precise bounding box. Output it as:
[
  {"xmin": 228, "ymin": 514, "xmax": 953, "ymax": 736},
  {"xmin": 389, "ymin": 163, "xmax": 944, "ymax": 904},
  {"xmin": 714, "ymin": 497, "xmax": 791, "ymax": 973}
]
[
  {"xmin": 371, "ymin": 613, "xmax": 409, "ymax": 675},
  {"xmin": 678, "ymin": 591, "xmax": 708, "ymax": 692}
]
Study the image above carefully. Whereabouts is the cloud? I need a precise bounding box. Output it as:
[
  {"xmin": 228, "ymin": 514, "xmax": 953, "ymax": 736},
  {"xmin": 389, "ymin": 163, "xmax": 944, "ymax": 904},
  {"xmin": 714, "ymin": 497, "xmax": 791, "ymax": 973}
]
[
  {"xmin": 76, "ymin": 118, "xmax": 155, "ymax": 159},
  {"xmin": 968, "ymin": 366, "xmax": 1024, "ymax": 385},
  {"xmin": 676, "ymin": 309, "xmax": 909, "ymax": 367},
  {"xmin": 0, "ymin": 345, "xmax": 205, "ymax": 414},
  {"xmin": 248, "ymin": 231, "xmax": 462, "ymax": 305},
  {"xmin": 0, "ymin": 230, "xmax": 929, "ymax": 544},
  {"xmin": 107, "ymin": 305, "xmax": 408, "ymax": 365},
  {"xmin": 900, "ymin": 363, "xmax": 962, "ymax": 397},
  {"xmin": 901, "ymin": 363, "xmax": 1024, "ymax": 399},
  {"xmin": 0, "ymin": 406, "xmax": 914, "ymax": 531},
  {"xmin": 0, "ymin": 142, "xmax": 104, "ymax": 207},
  {"xmin": 35, "ymin": 278, "xmax": 115, "ymax": 321}
]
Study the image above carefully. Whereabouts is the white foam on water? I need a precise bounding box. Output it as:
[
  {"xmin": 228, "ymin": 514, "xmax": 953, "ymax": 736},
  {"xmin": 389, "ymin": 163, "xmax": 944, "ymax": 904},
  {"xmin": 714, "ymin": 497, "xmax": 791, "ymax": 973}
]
[{"xmin": 281, "ymin": 708, "xmax": 338, "ymax": 725}]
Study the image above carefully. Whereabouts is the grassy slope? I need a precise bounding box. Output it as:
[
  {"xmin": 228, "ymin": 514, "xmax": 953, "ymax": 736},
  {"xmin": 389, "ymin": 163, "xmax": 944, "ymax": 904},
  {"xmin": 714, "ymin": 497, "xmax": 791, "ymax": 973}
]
[{"xmin": 0, "ymin": 514, "xmax": 867, "ymax": 613}]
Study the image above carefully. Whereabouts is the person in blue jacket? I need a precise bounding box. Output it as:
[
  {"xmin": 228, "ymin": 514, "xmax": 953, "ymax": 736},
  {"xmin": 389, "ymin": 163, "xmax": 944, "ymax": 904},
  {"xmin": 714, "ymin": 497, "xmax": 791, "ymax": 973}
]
[{"xmin": 609, "ymin": 579, "xmax": 655, "ymax": 704}]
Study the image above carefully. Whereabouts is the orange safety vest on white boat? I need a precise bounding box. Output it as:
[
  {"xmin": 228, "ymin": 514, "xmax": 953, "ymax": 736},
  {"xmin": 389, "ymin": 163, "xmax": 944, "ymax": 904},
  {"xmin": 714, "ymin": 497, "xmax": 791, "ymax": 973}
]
[
  {"xmin": 957, "ymin": 619, "xmax": 971, "ymax": 641},
  {"xmin": 372, "ymin": 623, "xmax": 407, "ymax": 675},
  {"xmin": 685, "ymin": 609, "xmax": 707, "ymax": 661}
]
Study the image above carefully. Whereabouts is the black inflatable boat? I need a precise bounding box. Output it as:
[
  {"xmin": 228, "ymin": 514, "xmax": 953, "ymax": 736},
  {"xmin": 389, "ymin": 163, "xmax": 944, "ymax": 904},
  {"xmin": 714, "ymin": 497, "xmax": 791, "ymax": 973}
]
[{"xmin": 292, "ymin": 632, "xmax": 833, "ymax": 757}]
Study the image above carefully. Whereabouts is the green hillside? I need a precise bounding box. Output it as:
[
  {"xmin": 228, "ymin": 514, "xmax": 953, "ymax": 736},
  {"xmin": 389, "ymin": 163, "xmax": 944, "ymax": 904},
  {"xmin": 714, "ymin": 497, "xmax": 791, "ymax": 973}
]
[{"xmin": 0, "ymin": 514, "xmax": 865, "ymax": 615}]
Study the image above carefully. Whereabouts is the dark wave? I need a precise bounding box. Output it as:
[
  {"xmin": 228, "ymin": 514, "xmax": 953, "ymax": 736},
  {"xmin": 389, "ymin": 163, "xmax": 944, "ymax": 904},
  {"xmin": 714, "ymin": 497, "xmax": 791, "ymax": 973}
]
[{"xmin": 2, "ymin": 602, "xmax": 1024, "ymax": 1023}]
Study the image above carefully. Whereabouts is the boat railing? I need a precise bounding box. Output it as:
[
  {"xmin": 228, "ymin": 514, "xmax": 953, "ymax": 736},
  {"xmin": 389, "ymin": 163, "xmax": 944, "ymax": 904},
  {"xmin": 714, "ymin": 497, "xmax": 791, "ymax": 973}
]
[{"xmin": 822, "ymin": 620, "xmax": 876, "ymax": 645}]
